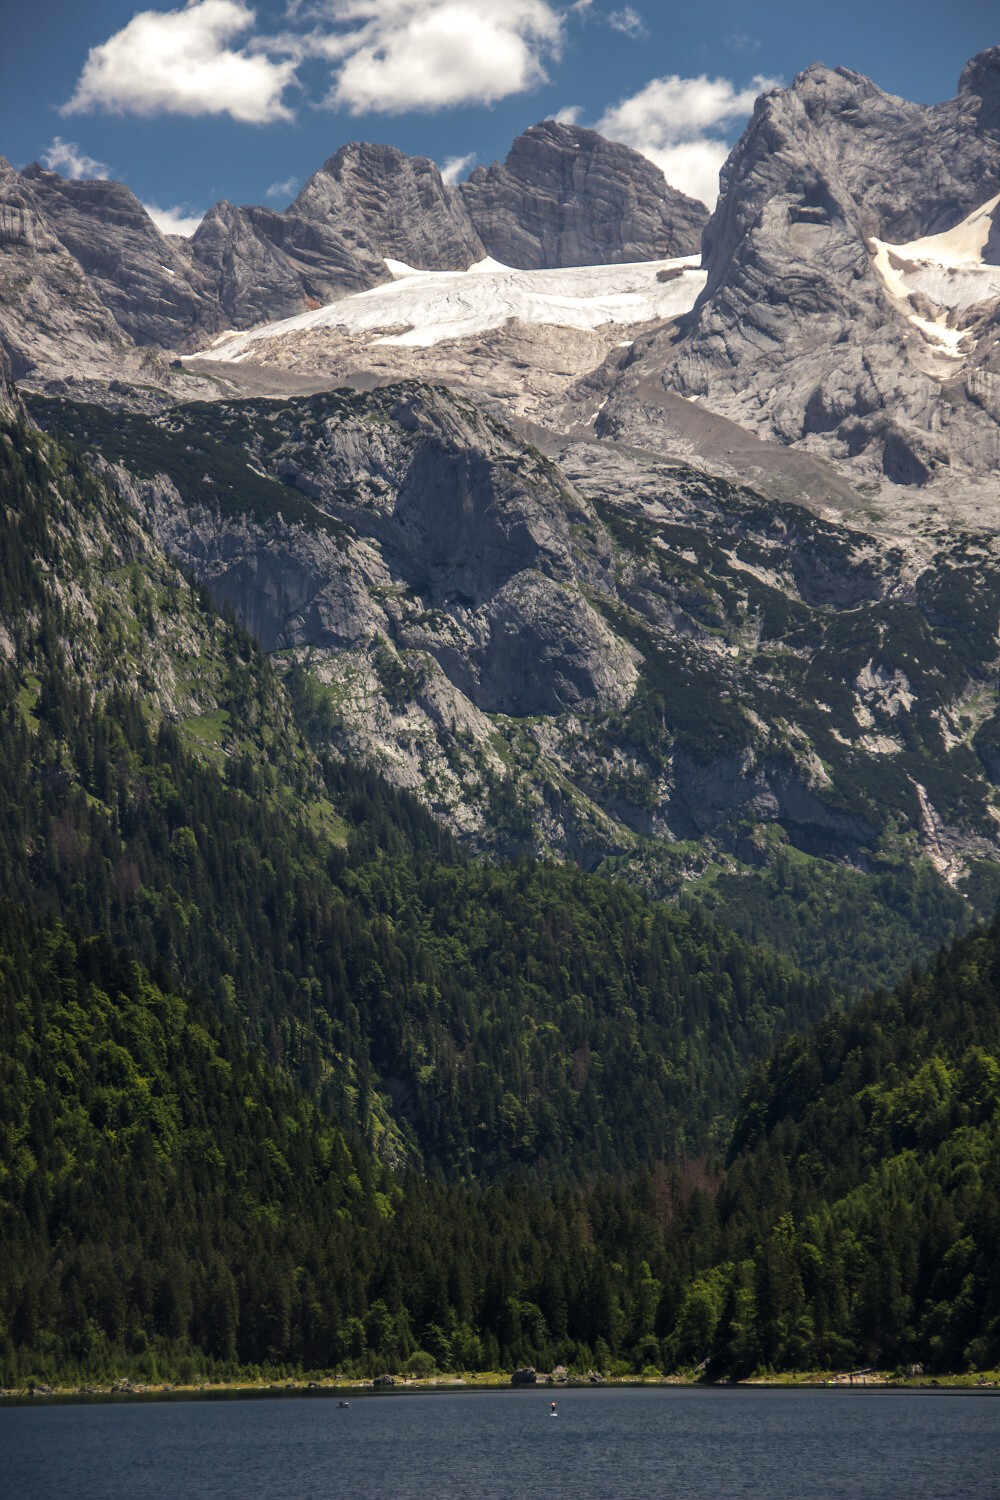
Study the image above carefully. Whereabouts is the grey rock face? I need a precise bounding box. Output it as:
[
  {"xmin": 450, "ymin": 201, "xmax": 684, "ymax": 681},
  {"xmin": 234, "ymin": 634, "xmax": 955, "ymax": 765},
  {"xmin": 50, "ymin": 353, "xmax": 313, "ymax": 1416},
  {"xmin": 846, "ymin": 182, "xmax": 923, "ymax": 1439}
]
[
  {"xmin": 4, "ymin": 123, "xmax": 711, "ymax": 377},
  {"xmin": 189, "ymin": 199, "xmax": 388, "ymax": 330},
  {"xmin": 188, "ymin": 143, "xmax": 486, "ymax": 332},
  {"xmin": 118, "ymin": 383, "xmax": 630, "ymax": 722},
  {"xmin": 20, "ymin": 166, "xmax": 216, "ymax": 349},
  {"xmin": 0, "ymin": 341, "xmax": 22, "ymax": 422},
  {"xmin": 44, "ymin": 378, "xmax": 1000, "ymax": 882},
  {"xmin": 607, "ymin": 50, "xmax": 1000, "ymax": 487},
  {"xmin": 0, "ymin": 156, "xmax": 134, "ymax": 382},
  {"xmin": 461, "ymin": 120, "xmax": 708, "ymax": 268},
  {"xmin": 292, "ymin": 142, "xmax": 485, "ymax": 271}
]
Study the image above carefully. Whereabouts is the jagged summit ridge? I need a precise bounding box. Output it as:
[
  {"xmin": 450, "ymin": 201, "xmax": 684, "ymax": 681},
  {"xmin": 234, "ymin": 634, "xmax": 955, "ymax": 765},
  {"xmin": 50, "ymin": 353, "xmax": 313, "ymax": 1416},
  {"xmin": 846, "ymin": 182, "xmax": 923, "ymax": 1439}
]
[
  {"xmin": 292, "ymin": 141, "xmax": 486, "ymax": 272},
  {"xmin": 958, "ymin": 44, "xmax": 1000, "ymax": 130},
  {"xmin": 0, "ymin": 155, "xmax": 134, "ymax": 383},
  {"xmin": 20, "ymin": 165, "xmax": 213, "ymax": 349},
  {"xmin": 602, "ymin": 48, "xmax": 1000, "ymax": 493},
  {"xmin": 460, "ymin": 119, "xmax": 708, "ymax": 269},
  {"xmin": 0, "ymin": 119, "xmax": 706, "ymax": 391}
]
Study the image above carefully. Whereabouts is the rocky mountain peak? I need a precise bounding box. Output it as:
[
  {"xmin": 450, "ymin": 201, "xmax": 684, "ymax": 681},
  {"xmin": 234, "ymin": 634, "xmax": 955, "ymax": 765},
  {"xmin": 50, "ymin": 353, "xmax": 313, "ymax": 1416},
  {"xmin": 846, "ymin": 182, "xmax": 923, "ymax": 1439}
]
[
  {"xmin": 17, "ymin": 163, "xmax": 213, "ymax": 350},
  {"xmin": 0, "ymin": 157, "xmax": 136, "ymax": 383},
  {"xmin": 189, "ymin": 194, "xmax": 389, "ymax": 331},
  {"xmin": 21, "ymin": 165, "xmax": 156, "ymax": 233},
  {"xmin": 603, "ymin": 50, "xmax": 1000, "ymax": 492},
  {"xmin": 786, "ymin": 60, "xmax": 878, "ymax": 101},
  {"xmin": 959, "ymin": 46, "xmax": 1000, "ymax": 133},
  {"xmin": 291, "ymin": 141, "xmax": 484, "ymax": 271},
  {"xmin": 460, "ymin": 119, "xmax": 708, "ymax": 269}
]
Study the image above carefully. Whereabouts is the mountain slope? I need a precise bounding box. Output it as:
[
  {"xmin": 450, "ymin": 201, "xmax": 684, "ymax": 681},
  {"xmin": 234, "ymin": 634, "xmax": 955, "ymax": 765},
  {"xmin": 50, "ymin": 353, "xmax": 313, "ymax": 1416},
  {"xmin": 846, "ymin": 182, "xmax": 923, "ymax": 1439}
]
[
  {"xmin": 3, "ymin": 875, "xmax": 997, "ymax": 1386},
  {"xmin": 29, "ymin": 383, "xmax": 1000, "ymax": 999},
  {"xmin": 460, "ymin": 120, "xmax": 707, "ymax": 268},
  {"xmin": 688, "ymin": 916, "xmax": 1000, "ymax": 1374},
  {"xmin": 0, "ymin": 157, "xmax": 133, "ymax": 384},
  {"xmin": 605, "ymin": 49, "xmax": 1000, "ymax": 503},
  {"xmin": 19, "ymin": 165, "xmax": 217, "ymax": 350},
  {"xmin": 0, "ymin": 122, "xmax": 706, "ymax": 395},
  {"xmin": 2, "ymin": 362, "xmax": 840, "ymax": 1182}
]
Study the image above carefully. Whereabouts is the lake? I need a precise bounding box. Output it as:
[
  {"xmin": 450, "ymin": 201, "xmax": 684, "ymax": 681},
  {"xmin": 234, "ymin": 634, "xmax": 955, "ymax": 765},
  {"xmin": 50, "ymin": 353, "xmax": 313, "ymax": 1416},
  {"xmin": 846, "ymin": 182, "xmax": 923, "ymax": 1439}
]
[{"xmin": 1, "ymin": 1385, "xmax": 997, "ymax": 1499}]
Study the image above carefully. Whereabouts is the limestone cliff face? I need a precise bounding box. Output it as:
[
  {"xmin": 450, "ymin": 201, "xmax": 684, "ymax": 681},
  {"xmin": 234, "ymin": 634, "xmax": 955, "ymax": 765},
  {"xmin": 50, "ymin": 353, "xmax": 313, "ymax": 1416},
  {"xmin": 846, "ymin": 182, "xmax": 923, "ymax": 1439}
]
[
  {"xmin": 189, "ymin": 144, "xmax": 485, "ymax": 331},
  {"xmin": 291, "ymin": 142, "xmax": 485, "ymax": 271},
  {"xmin": 37, "ymin": 378, "xmax": 1000, "ymax": 881},
  {"xmin": 461, "ymin": 121, "xmax": 708, "ymax": 269},
  {"xmin": 0, "ymin": 123, "xmax": 710, "ymax": 382},
  {"xmin": 20, "ymin": 166, "xmax": 216, "ymax": 349},
  {"xmin": 0, "ymin": 157, "xmax": 134, "ymax": 382},
  {"xmin": 605, "ymin": 50, "xmax": 1000, "ymax": 487},
  {"xmin": 129, "ymin": 384, "xmax": 633, "ymax": 720},
  {"xmin": 189, "ymin": 198, "xmax": 388, "ymax": 330}
]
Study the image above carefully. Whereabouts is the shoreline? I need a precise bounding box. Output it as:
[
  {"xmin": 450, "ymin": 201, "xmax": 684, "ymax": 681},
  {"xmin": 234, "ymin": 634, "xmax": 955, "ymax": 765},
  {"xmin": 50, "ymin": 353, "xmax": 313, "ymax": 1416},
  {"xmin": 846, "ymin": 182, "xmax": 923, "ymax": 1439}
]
[{"xmin": 3, "ymin": 1369, "xmax": 997, "ymax": 1406}]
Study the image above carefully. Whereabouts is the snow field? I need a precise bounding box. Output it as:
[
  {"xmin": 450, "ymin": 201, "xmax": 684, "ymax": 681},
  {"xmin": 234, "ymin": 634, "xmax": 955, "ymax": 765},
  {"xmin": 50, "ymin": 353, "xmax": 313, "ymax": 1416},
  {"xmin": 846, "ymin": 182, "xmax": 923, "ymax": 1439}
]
[{"xmin": 188, "ymin": 255, "xmax": 708, "ymax": 362}]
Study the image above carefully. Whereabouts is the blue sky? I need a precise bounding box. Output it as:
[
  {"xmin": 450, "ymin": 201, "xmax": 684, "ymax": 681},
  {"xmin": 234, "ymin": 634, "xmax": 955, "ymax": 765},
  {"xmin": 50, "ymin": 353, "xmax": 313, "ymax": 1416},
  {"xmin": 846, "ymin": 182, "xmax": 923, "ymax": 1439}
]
[{"xmin": 2, "ymin": 1, "xmax": 997, "ymax": 233}]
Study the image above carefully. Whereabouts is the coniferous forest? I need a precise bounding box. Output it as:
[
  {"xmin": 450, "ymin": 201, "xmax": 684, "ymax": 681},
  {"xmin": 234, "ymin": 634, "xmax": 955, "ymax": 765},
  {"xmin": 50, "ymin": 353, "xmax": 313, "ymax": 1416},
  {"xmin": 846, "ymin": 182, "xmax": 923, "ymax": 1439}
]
[{"xmin": 1, "ymin": 386, "xmax": 998, "ymax": 1388}]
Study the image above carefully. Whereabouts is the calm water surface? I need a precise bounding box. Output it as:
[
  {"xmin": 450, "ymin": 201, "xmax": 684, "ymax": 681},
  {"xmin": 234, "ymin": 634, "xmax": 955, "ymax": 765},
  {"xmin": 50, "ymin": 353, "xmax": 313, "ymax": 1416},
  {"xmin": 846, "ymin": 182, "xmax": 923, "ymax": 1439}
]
[{"xmin": 1, "ymin": 1386, "xmax": 997, "ymax": 1500}]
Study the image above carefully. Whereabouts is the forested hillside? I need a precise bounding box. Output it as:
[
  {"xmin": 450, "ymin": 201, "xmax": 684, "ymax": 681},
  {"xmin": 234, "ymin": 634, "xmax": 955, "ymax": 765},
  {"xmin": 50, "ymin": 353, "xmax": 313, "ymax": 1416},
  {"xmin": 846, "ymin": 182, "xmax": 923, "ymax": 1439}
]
[
  {"xmin": 2, "ymin": 374, "xmax": 997, "ymax": 1388},
  {"xmin": 2, "ymin": 905, "xmax": 997, "ymax": 1387},
  {"xmin": 0, "ymin": 357, "xmax": 831, "ymax": 1179},
  {"xmin": 698, "ymin": 919, "xmax": 1000, "ymax": 1375}
]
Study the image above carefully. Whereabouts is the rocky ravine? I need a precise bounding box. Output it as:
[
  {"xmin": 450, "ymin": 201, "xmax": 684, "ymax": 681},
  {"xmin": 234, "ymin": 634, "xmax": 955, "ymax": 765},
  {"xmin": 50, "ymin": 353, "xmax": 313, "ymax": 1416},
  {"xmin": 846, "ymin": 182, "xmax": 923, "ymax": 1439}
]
[{"xmin": 34, "ymin": 383, "xmax": 1000, "ymax": 885}]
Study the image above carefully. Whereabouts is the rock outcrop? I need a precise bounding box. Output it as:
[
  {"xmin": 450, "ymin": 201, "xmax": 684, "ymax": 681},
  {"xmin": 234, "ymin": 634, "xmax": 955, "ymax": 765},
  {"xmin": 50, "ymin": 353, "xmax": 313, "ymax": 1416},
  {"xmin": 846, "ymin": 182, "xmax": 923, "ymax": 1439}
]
[
  {"xmin": 461, "ymin": 120, "xmax": 707, "ymax": 268},
  {"xmin": 20, "ymin": 166, "xmax": 216, "ymax": 349},
  {"xmin": 291, "ymin": 142, "xmax": 485, "ymax": 271},
  {"xmin": 0, "ymin": 156, "xmax": 134, "ymax": 382},
  {"xmin": 189, "ymin": 199, "xmax": 387, "ymax": 331},
  {"xmin": 37, "ymin": 378, "xmax": 1000, "ymax": 880},
  {"xmin": 110, "ymin": 383, "xmax": 633, "ymax": 721},
  {"xmin": 604, "ymin": 50, "xmax": 1000, "ymax": 489},
  {"xmin": 0, "ymin": 125, "xmax": 710, "ymax": 384},
  {"xmin": 190, "ymin": 145, "xmax": 486, "ymax": 331}
]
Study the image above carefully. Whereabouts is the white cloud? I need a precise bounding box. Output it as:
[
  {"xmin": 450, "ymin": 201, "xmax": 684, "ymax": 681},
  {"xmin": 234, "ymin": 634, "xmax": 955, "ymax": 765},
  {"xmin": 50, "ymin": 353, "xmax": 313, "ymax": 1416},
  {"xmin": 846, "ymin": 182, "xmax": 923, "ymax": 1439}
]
[
  {"xmin": 641, "ymin": 140, "xmax": 732, "ymax": 211},
  {"xmin": 440, "ymin": 151, "xmax": 476, "ymax": 184},
  {"xmin": 553, "ymin": 104, "xmax": 582, "ymax": 124},
  {"xmin": 596, "ymin": 72, "xmax": 778, "ymax": 206},
  {"xmin": 607, "ymin": 7, "xmax": 644, "ymax": 39},
  {"xmin": 60, "ymin": 1, "xmax": 584, "ymax": 125},
  {"xmin": 266, "ymin": 175, "xmax": 299, "ymax": 199},
  {"xmin": 143, "ymin": 202, "xmax": 206, "ymax": 236},
  {"xmin": 40, "ymin": 137, "xmax": 109, "ymax": 180},
  {"xmin": 315, "ymin": 0, "xmax": 566, "ymax": 114},
  {"xmin": 63, "ymin": 1, "xmax": 297, "ymax": 123}
]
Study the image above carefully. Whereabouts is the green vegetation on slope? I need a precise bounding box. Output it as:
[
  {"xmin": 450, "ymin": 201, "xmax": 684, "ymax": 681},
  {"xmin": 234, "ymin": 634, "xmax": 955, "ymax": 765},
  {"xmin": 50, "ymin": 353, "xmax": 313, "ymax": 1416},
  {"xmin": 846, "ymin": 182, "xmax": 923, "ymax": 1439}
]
[
  {"xmin": 676, "ymin": 918, "xmax": 1000, "ymax": 1376},
  {"xmin": 1, "ymin": 387, "xmax": 834, "ymax": 1183},
  {"xmin": 2, "ymin": 389, "xmax": 996, "ymax": 1387},
  {"xmin": 679, "ymin": 840, "xmax": 973, "ymax": 997},
  {"xmin": 0, "ymin": 904, "xmax": 725, "ymax": 1387},
  {"xmin": 2, "ymin": 904, "xmax": 997, "ymax": 1388}
]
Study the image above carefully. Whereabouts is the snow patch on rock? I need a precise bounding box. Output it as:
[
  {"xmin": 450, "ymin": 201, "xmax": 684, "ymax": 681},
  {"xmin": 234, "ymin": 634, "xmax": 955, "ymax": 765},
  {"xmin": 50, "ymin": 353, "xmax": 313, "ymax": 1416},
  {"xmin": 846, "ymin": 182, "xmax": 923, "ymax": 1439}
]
[
  {"xmin": 188, "ymin": 256, "xmax": 706, "ymax": 361},
  {"xmin": 870, "ymin": 194, "xmax": 1000, "ymax": 366}
]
